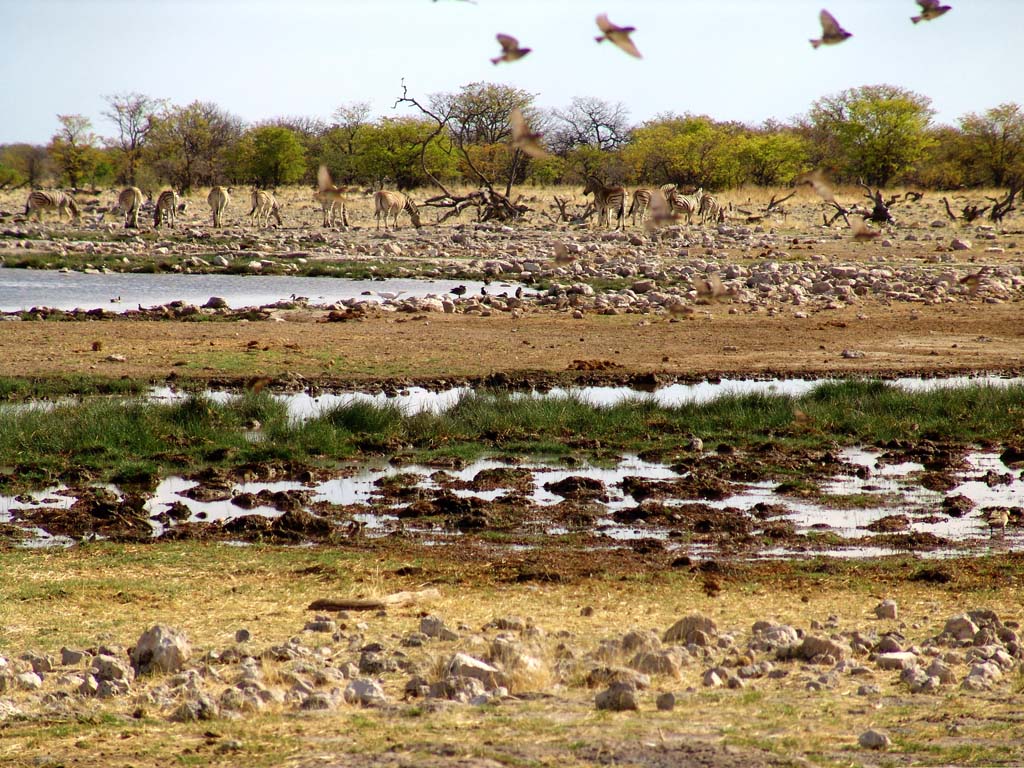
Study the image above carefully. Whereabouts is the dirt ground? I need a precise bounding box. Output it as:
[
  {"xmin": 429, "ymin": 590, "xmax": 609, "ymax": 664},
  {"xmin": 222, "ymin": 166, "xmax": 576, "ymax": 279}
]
[{"xmin": 1, "ymin": 300, "xmax": 1021, "ymax": 387}]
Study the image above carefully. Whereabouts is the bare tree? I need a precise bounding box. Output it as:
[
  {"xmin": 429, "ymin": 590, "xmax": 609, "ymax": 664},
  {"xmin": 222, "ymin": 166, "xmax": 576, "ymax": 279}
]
[
  {"xmin": 102, "ymin": 92, "xmax": 165, "ymax": 185},
  {"xmin": 551, "ymin": 97, "xmax": 631, "ymax": 154}
]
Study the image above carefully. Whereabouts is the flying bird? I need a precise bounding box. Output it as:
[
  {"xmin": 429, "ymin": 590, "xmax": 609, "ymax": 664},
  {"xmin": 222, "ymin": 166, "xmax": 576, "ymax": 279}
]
[
  {"xmin": 959, "ymin": 267, "xmax": 988, "ymax": 296},
  {"xmin": 553, "ymin": 241, "xmax": 577, "ymax": 266},
  {"xmin": 492, "ymin": 34, "xmax": 531, "ymax": 65},
  {"xmin": 912, "ymin": 0, "xmax": 951, "ymax": 23},
  {"xmin": 850, "ymin": 216, "xmax": 881, "ymax": 241},
  {"xmin": 509, "ymin": 108, "xmax": 549, "ymax": 158},
  {"xmin": 810, "ymin": 9, "xmax": 852, "ymax": 48},
  {"xmin": 693, "ymin": 273, "xmax": 733, "ymax": 303},
  {"xmin": 595, "ymin": 14, "xmax": 642, "ymax": 58},
  {"xmin": 794, "ymin": 169, "xmax": 836, "ymax": 204},
  {"xmin": 644, "ymin": 189, "xmax": 681, "ymax": 233}
]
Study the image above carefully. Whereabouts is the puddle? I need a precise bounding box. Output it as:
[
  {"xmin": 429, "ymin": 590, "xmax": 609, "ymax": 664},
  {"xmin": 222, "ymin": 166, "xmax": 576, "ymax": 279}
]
[{"xmin": 4, "ymin": 448, "xmax": 1022, "ymax": 556}]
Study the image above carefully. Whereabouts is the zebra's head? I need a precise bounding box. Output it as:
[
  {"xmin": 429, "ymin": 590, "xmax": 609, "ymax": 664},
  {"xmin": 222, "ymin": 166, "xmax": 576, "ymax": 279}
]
[
  {"xmin": 405, "ymin": 199, "xmax": 422, "ymax": 228},
  {"xmin": 582, "ymin": 175, "xmax": 600, "ymax": 196},
  {"xmin": 67, "ymin": 196, "xmax": 81, "ymax": 219}
]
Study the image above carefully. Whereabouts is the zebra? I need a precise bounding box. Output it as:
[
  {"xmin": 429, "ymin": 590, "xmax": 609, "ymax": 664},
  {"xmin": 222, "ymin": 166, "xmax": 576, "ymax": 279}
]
[
  {"xmin": 112, "ymin": 186, "xmax": 144, "ymax": 228},
  {"xmin": 582, "ymin": 175, "xmax": 626, "ymax": 230},
  {"xmin": 248, "ymin": 190, "xmax": 282, "ymax": 227},
  {"xmin": 373, "ymin": 190, "xmax": 421, "ymax": 230},
  {"xmin": 699, "ymin": 193, "xmax": 723, "ymax": 225},
  {"xmin": 24, "ymin": 190, "xmax": 80, "ymax": 223},
  {"xmin": 207, "ymin": 186, "xmax": 230, "ymax": 227},
  {"xmin": 627, "ymin": 188, "xmax": 652, "ymax": 227},
  {"xmin": 667, "ymin": 187, "xmax": 704, "ymax": 225},
  {"xmin": 153, "ymin": 189, "xmax": 179, "ymax": 228},
  {"xmin": 314, "ymin": 189, "xmax": 347, "ymax": 228}
]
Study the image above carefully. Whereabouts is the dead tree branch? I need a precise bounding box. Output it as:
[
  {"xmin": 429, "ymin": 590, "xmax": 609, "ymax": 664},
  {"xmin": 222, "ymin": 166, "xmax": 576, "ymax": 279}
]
[
  {"xmin": 857, "ymin": 179, "xmax": 894, "ymax": 223},
  {"xmin": 987, "ymin": 181, "xmax": 1021, "ymax": 223}
]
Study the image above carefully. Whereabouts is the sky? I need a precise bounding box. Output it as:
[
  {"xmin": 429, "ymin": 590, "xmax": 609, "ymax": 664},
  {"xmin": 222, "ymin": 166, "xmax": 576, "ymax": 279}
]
[{"xmin": 0, "ymin": 0, "xmax": 1019, "ymax": 144}]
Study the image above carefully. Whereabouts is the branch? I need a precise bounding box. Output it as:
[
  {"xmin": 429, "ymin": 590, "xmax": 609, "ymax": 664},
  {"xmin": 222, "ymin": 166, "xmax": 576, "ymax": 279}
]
[
  {"xmin": 764, "ymin": 189, "xmax": 796, "ymax": 213},
  {"xmin": 393, "ymin": 79, "xmax": 453, "ymax": 198}
]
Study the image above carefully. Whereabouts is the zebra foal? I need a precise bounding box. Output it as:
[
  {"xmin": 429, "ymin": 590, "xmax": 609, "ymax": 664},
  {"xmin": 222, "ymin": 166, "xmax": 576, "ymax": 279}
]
[
  {"xmin": 24, "ymin": 190, "xmax": 80, "ymax": 223},
  {"xmin": 153, "ymin": 190, "xmax": 179, "ymax": 228},
  {"xmin": 582, "ymin": 175, "xmax": 626, "ymax": 230}
]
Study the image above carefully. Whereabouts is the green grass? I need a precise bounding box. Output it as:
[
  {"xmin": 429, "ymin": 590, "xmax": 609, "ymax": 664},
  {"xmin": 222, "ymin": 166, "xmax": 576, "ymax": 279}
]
[{"xmin": 0, "ymin": 381, "xmax": 1021, "ymax": 492}]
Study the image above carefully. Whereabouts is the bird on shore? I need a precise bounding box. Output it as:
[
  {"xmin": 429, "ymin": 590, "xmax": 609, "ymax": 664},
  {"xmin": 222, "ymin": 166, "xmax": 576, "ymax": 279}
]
[
  {"xmin": 810, "ymin": 9, "xmax": 852, "ymax": 48},
  {"xmin": 912, "ymin": 0, "xmax": 951, "ymax": 23},
  {"xmin": 510, "ymin": 108, "xmax": 549, "ymax": 158},
  {"xmin": 794, "ymin": 169, "xmax": 836, "ymax": 204},
  {"xmin": 850, "ymin": 216, "xmax": 881, "ymax": 241},
  {"xmin": 986, "ymin": 508, "xmax": 1010, "ymax": 536},
  {"xmin": 595, "ymin": 14, "xmax": 642, "ymax": 58},
  {"xmin": 450, "ymin": 285, "xmax": 467, "ymax": 296},
  {"xmin": 491, "ymin": 34, "xmax": 530, "ymax": 64}
]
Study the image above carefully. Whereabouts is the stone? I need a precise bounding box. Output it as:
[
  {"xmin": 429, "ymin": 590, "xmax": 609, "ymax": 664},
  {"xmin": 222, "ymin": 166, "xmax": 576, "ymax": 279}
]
[
  {"xmin": 874, "ymin": 600, "xmax": 898, "ymax": 620},
  {"xmin": 234, "ymin": 629, "xmax": 251, "ymax": 644},
  {"xmin": 15, "ymin": 672, "xmax": 42, "ymax": 691},
  {"xmin": 656, "ymin": 692, "xmax": 676, "ymax": 711},
  {"xmin": 585, "ymin": 666, "xmax": 651, "ymax": 690},
  {"xmin": 60, "ymin": 648, "xmax": 89, "ymax": 666},
  {"xmin": 857, "ymin": 684, "xmax": 881, "ymax": 696},
  {"xmin": 131, "ymin": 625, "xmax": 191, "ymax": 675},
  {"xmin": 203, "ymin": 296, "xmax": 228, "ymax": 309},
  {"xmin": 859, "ymin": 729, "xmax": 891, "ymax": 749},
  {"xmin": 876, "ymin": 652, "xmax": 918, "ymax": 670},
  {"xmin": 797, "ymin": 635, "xmax": 848, "ymax": 662},
  {"xmin": 630, "ymin": 649, "xmax": 684, "ymax": 678},
  {"xmin": 943, "ymin": 615, "xmax": 980, "ymax": 641},
  {"xmin": 92, "ymin": 654, "xmax": 135, "ymax": 684},
  {"xmin": 444, "ymin": 653, "xmax": 507, "ymax": 690},
  {"xmin": 663, "ymin": 614, "xmax": 718, "ymax": 645},
  {"xmin": 926, "ymin": 659, "xmax": 956, "ymax": 684},
  {"xmin": 343, "ymin": 678, "xmax": 388, "ymax": 707},
  {"xmin": 170, "ymin": 693, "xmax": 219, "ymax": 722},
  {"xmin": 595, "ymin": 682, "xmax": 639, "ymax": 711},
  {"xmin": 950, "ymin": 238, "xmax": 972, "ymax": 251}
]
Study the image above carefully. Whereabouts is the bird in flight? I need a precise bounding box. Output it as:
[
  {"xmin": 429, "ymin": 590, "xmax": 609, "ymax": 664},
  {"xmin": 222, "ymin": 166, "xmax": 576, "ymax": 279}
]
[
  {"xmin": 510, "ymin": 108, "xmax": 549, "ymax": 158},
  {"xmin": 850, "ymin": 216, "xmax": 881, "ymax": 241},
  {"xmin": 644, "ymin": 189, "xmax": 681, "ymax": 233},
  {"xmin": 492, "ymin": 34, "xmax": 531, "ymax": 65},
  {"xmin": 794, "ymin": 169, "xmax": 836, "ymax": 204},
  {"xmin": 595, "ymin": 14, "xmax": 642, "ymax": 58},
  {"xmin": 553, "ymin": 241, "xmax": 577, "ymax": 266},
  {"xmin": 959, "ymin": 267, "xmax": 988, "ymax": 296},
  {"xmin": 810, "ymin": 9, "xmax": 852, "ymax": 48},
  {"xmin": 693, "ymin": 273, "xmax": 734, "ymax": 303},
  {"xmin": 912, "ymin": 0, "xmax": 952, "ymax": 23}
]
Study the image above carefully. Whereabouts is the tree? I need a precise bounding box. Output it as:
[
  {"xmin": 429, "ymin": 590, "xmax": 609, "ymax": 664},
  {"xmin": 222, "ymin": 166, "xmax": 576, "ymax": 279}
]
[
  {"xmin": 622, "ymin": 114, "xmax": 745, "ymax": 188},
  {"xmin": 959, "ymin": 103, "xmax": 1024, "ymax": 187},
  {"xmin": 230, "ymin": 125, "xmax": 306, "ymax": 187},
  {"xmin": 737, "ymin": 125, "xmax": 810, "ymax": 186},
  {"xmin": 48, "ymin": 114, "xmax": 99, "ymax": 188},
  {"xmin": 144, "ymin": 101, "xmax": 244, "ymax": 191},
  {"xmin": 102, "ymin": 92, "xmax": 164, "ymax": 185},
  {"xmin": 808, "ymin": 85, "xmax": 935, "ymax": 186},
  {"xmin": 350, "ymin": 117, "xmax": 456, "ymax": 189},
  {"xmin": 0, "ymin": 144, "xmax": 50, "ymax": 187},
  {"xmin": 320, "ymin": 101, "xmax": 373, "ymax": 184},
  {"xmin": 551, "ymin": 97, "xmax": 631, "ymax": 154}
]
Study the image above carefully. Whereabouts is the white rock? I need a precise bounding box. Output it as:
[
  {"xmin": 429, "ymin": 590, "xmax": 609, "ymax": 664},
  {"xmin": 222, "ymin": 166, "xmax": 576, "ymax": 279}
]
[{"xmin": 131, "ymin": 625, "xmax": 191, "ymax": 675}]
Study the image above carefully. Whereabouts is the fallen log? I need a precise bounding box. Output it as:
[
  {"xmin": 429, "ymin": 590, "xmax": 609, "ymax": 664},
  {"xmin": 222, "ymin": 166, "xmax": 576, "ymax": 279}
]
[{"xmin": 308, "ymin": 587, "xmax": 442, "ymax": 612}]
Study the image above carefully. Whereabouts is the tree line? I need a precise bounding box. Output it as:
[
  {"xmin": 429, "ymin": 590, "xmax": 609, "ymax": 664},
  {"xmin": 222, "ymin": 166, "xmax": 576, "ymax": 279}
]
[{"xmin": 0, "ymin": 84, "xmax": 1021, "ymax": 195}]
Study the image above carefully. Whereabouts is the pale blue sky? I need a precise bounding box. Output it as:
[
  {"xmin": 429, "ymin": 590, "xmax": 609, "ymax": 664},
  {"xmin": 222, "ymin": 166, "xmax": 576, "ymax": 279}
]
[{"xmin": 0, "ymin": 0, "xmax": 1017, "ymax": 144}]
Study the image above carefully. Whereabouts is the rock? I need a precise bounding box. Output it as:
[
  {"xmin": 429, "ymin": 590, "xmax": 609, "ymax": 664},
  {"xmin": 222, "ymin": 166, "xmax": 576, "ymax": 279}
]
[
  {"xmin": 874, "ymin": 600, "xmax": 898, "ymax": 620},
  {"xmin": 585, "ymin": 666, "xmax": 650, "ymax": 690},
  {"xmin": 444, "ymin": 653, "xmax": 507, "ymax": 690},
  {"xmin": 234, "ymin": 629, "xmax": 251, "ymax": 643},
  {"xmin": 203, "ymin": 296, "xmax": 228, "ymax": 309},
  {"xmin": 344, "ymin": 678, "xmax": 388, "ymax": 707},
  {"xmin": 170, "ymin": 693, "xmax": 219, "ymax": 722},
  {"xmin": 943, "ymin": 614, "xmax": 980, "ymax": 641},
  {"xmin": 629, "ymin": 649, "xmax": 685, "ymax": 678},
  {"xmin": 876, "ymin": 652, "xmax": 918, "ymax": 670},
  {"xmin": 131, "ymin": 625, "xmax": 191, "ymax": 675},
  {"xmin": 857, "ymin": 684, "xmax": 881, "ymax": 696},
  {"xmin": 15, "ymin": 672, "xmax": 42, "ymax": 691},
  {"xmin": 92, "ymin": 654, "xmax": 135, "ymax": 684},
  {"xmin": 663, "ymin": 613, "xmax": 718, "ymax": 645},
  {"xmin": 420, "ymin": 615, "xmax": 458, "ymax": 640},
  {"xmin": 655, "ymin": 692, "xmax": 676, "ymax": 711},
  {"xmin": 595, "ymin": 682, "xmax": 639, "ymax": 711},
  {"xmin": 796, "ymin": 635, "xmax": 848, "ymax": 662},
  {"xmin": 702, "ymin": 668, "xmax": 725, "ymax": 688},
  {"xmin": 950, "ymin": 238, "xmax": 972, "ymax": 251},
  {"xmin": 926, "ymin": 659, "xmax": 956, "ymax": 684},
  {"xmin": 61, "ymin": 648, "xmax": 89, "ymax": 666},
  {"xmin": 859, "ymin": 729, "xmax": 891, "ymax": 749}
]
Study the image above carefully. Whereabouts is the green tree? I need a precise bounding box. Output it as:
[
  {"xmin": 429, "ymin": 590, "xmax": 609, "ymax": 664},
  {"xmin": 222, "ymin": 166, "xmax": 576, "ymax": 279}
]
[
  {"xmin": 622, "ymin": 114, "xmax": 744, "ymax": 188},
  {"xmin": 350, "ymin": 117, "xmax": 455, "ymax": 189},
  {"xmin": 808, "ymin": 85, "xmax": 935, "ymax": 186},
  {"xmin": 959, "ymin": 103, "xmax": 1024, "ymax": 187},
  {"xmin": 48, "ymin": 114, "xmax": 99, "ymax": 188},
  {"xmin": 231, "ymin": 126, "xmax": 306, "ymax": 187},
  {"xmin": 144, "ymin": 101, "xmax": 244, "ymax": 192},
  {"xmin": 0, "ymin": 144, "xmax": 51, "ymax": 188},
  {"xmin": 738, "ymin": 125, "xmax": 810, "ymax": 186}
]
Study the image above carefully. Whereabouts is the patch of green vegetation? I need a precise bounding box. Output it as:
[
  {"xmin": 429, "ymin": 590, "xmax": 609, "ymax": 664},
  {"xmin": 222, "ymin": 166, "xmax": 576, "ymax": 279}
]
[{"xmin": 0, "ymin": 375, "xmax": 144, "ymax": 401}]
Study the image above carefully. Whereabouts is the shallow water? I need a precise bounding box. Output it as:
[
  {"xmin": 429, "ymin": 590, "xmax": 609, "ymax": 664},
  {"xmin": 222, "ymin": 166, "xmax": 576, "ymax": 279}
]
[
  {"xmin": 0, "ymin": 269, "xmax": 515, "ymax": 312},
  {"xmin": 4, "ymin": 448, "xmax": 1021, "ymax": 556}
]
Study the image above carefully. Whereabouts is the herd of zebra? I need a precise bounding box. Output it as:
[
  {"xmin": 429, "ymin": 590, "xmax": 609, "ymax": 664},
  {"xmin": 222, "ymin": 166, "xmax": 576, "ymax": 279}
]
[
  {"xmin": 22, "ymin": 185, "xmax": 422, "ymax": 232},
  {"xmin": 22, "ymin": 176, "xmax": 723, "ymax": 232},
  {"xmin": 583, "ymin": 175, "xmax": 725, "ymax": 230}
]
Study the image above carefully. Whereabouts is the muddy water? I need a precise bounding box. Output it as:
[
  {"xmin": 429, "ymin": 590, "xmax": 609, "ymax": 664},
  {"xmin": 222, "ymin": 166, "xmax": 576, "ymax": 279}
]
[
  {"xmin": 0, "ymin": 269, "xmax": 515, "ymax": 312},
  {"xmin": 3, "ymin": 449, "xmax": 1022, "ymax": 556}
]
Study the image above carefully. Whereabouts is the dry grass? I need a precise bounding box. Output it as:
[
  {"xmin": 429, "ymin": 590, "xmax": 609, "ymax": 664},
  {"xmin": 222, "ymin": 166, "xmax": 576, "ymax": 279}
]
[{"xmin": 1, "ymin": 543, "xmax": 1023, "ymax": 767}]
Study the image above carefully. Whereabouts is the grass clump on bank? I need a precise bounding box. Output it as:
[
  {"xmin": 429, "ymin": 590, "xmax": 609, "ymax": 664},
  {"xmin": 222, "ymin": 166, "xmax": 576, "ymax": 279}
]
[{"xmin": 0, "ymin": 381, "xmax": 1021, "ymax": 491}]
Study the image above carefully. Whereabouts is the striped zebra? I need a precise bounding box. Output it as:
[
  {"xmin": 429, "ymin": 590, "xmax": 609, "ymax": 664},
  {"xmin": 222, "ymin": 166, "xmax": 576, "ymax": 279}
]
[
  {"xmin": 374, "ymin": 190, "xmax": 421, "ymax": 230},
  {"xmin": 627, "ymin": 188, "xmax": 652, "ymax": 227},
  {"xmin": 207, "ymin": 186, "xmax": 230, "ymax": 227},
  {"xmin": 582, "ymin": 175, "xmax": 626, "ymax": 230},
  {"xmin": 248, "ymin": 190, "xmax": 283, "ymax": 227},
  {"xmin": 667, "ymin": 187, "xmax": 704, "ymax": 225},
  {"xmin": 24, "ymin": 190, "xmax": 80, "ymax": 223},
  {"xmin": 699, "ymin": 193, "xmax": 723, "ymax": 225},
  {"xmin": 153, "ymin": 189, "xmax": 179, "ymax": 228},
  {"xmin": 112, "ymin": 186, "xmax": 144, "ymax": 228},
  {"xmin": 314, "ymin": 190, "xmax": 347, "ymax": 228}
]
